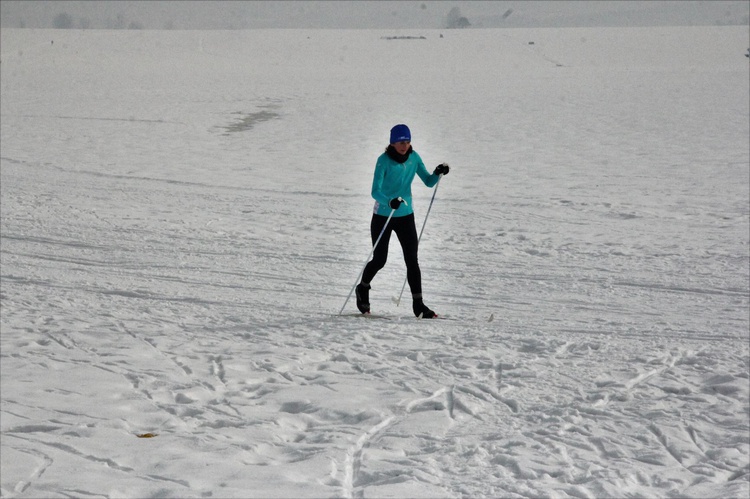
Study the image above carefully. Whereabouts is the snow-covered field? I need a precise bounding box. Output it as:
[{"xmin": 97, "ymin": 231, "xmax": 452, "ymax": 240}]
[{"xmin": 1, "ymin": 26, "xmax": 748, "ymax": 498}]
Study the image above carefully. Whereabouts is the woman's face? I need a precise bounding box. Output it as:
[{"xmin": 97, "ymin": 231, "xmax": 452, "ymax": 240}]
[{"xmin": 393, "ymin": 141, "xmax": 411, "ymax": 155}]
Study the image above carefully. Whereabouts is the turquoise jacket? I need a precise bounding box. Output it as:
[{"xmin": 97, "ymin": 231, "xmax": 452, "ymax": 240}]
[{"xmin": 371, "ymin": 149, "xmax": 440, "ymax": 217}]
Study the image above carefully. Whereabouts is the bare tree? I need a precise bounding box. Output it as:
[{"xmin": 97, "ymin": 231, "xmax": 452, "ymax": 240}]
[
  {"xmin": 446, "ymin": 6, "xmax": 470, "ymax": 29},
  {"xmin": 52, "ymin": 12, "xmax": 73, "ymax": 29}
]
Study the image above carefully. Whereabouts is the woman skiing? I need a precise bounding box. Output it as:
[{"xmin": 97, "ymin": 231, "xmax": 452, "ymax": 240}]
[{"xmin": 356, "ymin": 124, "xmax": 450, "ymax": 318}]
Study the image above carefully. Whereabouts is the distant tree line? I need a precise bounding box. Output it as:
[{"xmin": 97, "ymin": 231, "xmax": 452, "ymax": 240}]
[
  {"xmin": 52, "ymin": 12, "xmax": 150, "ymax": 29},
  {"xmin": 50, "ymin": 7, "xmax": 470, "ymax": 30}
]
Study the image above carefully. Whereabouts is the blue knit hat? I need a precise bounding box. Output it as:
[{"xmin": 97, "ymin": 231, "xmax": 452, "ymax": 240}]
[{"xmin": 390, "ymin": 124, "xmax": 411, "ymax": 144}]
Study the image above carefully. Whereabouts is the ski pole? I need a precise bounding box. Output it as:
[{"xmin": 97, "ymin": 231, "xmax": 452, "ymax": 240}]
[
  {"xmin": 339, "ymin": 199, "xmax": 404, "ymax": 315},
  {"xmin": 394, "ymin": 175, "xmax": 442, "ymax": 307}
]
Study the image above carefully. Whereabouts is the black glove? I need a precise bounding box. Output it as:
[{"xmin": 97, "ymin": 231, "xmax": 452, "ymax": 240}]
[
  {"xmin": 434, "ymin": 163, "xmax": 450, "ymax": 176},
  {"xmin": 389, "ymin": 198, "xmax": 403, "ymax": 210}
]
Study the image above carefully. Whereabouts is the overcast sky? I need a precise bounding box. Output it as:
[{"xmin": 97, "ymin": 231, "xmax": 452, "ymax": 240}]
[{"xmin": 1, "ymin": 1, "xmax": 748, "ymax": 29}]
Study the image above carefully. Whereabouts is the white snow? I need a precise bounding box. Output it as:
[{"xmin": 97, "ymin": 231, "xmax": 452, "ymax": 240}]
[{"xmin": 1, "ymin": 26, "xmax": 748, "ymax": 498}]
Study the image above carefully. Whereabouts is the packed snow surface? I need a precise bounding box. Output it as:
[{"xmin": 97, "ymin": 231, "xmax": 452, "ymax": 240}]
[{"xmin": 1, "ymin": 27, "xmax": 749, "ymax": 498}]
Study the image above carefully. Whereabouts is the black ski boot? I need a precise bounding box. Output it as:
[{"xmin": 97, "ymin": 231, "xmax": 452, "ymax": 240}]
[
  {"xmin": 413, "ymin": 298, "xmax": 437, "ymax": 319},
  {"xmin": 356, "ymin": 283, "xmax": 371, "ymax": 314}
]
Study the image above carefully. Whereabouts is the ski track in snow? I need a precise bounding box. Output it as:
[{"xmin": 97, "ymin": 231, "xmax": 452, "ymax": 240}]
[{"xmin": 1, "ymin": 27, "xmax": 749, "ymax": 498}]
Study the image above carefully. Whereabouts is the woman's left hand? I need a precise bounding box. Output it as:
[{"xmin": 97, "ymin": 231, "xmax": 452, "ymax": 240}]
[{"xmin": 434, "ymin": 163, "xmax": 450, "ymax": 176}]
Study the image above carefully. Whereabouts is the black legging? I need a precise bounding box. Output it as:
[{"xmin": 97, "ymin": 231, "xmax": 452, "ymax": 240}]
[{"xmin": 361, "ymin": 213, "xmax": 422, "ymax": 298}]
